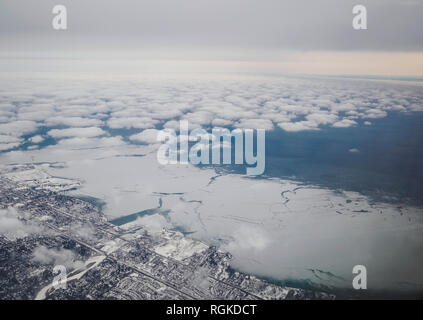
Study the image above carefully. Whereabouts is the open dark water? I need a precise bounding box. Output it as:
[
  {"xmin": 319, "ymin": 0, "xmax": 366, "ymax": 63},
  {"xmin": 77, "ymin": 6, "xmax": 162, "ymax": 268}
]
[
  {"xmin": 196, "ymin": 111, "xmax": 423, "ymax": 207},
  {"xmin": 264, "ymin": 112, "xmax": 423, "ymax": 206}
]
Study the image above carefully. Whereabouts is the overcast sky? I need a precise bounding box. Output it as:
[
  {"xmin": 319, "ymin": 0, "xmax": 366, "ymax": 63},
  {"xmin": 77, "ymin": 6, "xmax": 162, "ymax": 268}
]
[{"xmin": 0, "ymin": 0, "xmax": 422, "ymax": 75}]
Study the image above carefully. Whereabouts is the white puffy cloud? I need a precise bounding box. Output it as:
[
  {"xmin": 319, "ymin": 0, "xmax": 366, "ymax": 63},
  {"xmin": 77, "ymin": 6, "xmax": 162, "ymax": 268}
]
[
  {"xmin": 306, "ymin": 113, "xmax": 338, "ymax": 125},
  {"xmin": 56, "ymin": 136, "xmax": 125, "ymax": 148},
  {"xmin": 182, "ymin": 111, "xmax": 214, "ymax": 126},
  {"xmin": 332, "ymin": 119, "xmax": 358, "ymax": 128},
  {"xmin": 32, "ymin": 246, "xmax": 84, "ymax": 270},
  {"xmin": 0, "ymin": 135, "xmax": 21, "ymax": 144},
  {"xmin": 163, "ymin": 120, "xmax": 182, "ymax": 130},
  {"xmin": 129, "ymin": 129, "xmax": 160, "ymax": 144},
  {"xmin": 0, "ymin": 207, "xmax": 41, "ymax": 239},
  {"xmin": 235, "ymin": 119, "xmax": 274, "ymax": 130},
  {"xmin": 131, "ymin": 214, "xmax": 170, "ymax": 234},
  {"xmin": 107, "ymin": 117, "xmax": 157, "ymax": 129},
  {"xmin": 29, "ymin": 135, "xmax": 44, "ymax": 143},
  {"xmin": 46, "ymin": 116, "xmax": 103, "ymax": 127},
  {"xmin": 0, "ymin": 142, "xmax": 20, "ymax": 151},
  {"xmin": 226, "ymin": 225, "xmax": 270, "ymax": 253},
  {"xmin": 0, "ymin": 120, "xmax": 38, "ymax": 137},
  {"xmin": 278, "ymin": 121, "xmax": 319, "ymax": 132},
  {"xmin": 211, "ymin": 118, "xmax": 234, "ymax": 127},
  {"xmin": 0, "ymin": 208, "xmax": 23, "ymax": 235},
  {"xmin": 48, "ymin": 127, "xmax": 106, "ymax": 138},
  {"xmin": 364, "ymin": 109, "xmax": 388, "ymax": 119}
]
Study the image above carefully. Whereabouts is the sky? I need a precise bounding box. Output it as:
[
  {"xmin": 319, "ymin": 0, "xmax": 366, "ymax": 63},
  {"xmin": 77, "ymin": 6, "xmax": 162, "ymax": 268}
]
[{"xmin": 0, "ymin": 0, "xmax": 423, "ymax": 75}]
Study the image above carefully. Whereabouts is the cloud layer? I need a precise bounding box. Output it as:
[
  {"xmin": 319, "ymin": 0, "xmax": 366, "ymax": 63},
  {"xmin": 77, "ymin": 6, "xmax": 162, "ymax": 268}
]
[{"xmin": 0, "ymin": 75, "xmax": 422, "ymax": 152}]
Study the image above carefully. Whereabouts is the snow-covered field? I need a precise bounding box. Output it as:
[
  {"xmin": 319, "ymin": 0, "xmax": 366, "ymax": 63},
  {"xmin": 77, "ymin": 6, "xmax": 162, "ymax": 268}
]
[{"xmin": 3, "ymin": 142, "xmax": 423, "ymax": 291}]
